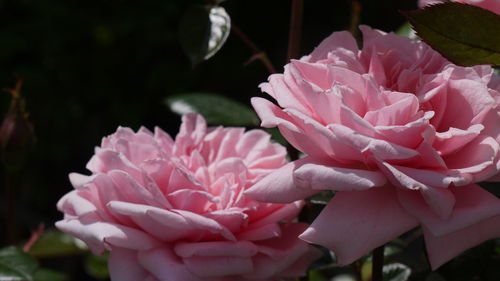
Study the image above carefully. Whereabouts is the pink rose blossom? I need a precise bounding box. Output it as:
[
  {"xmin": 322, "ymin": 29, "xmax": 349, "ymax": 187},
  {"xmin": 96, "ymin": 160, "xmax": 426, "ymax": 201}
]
[
  {"xmin": 56, "ymin": 113, "xmax": 320, "ymax": 281},
  {"xmin": 246, "ymin": 25, "xmax": 500, "ymax": 269},
  {"xmin": 419, "ymin": 0, "xmax": 500, "ymax": 14}
]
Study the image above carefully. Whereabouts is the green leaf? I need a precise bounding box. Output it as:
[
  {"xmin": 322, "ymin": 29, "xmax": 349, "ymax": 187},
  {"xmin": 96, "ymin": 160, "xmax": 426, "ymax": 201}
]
[
  {"xmin": 85, "ymin": 253, "xmax": 109, "ymax": 279},
  {"xmin": 395, "ymin": 22, "xmax": 416, "ymax": 39},
  {"xmin": 307, "ymin": 191, "xmax": 335, "ymax": 205},
  {"xmin": 166, "ymin": 92, "xmax": 259, "ymax": 126},
  {"xmin": 264, "ymin": 128, "xmax": 288, "ymax": 146},
  {"xmin": 308, "ymin": 269, "xmax": 329, "ymax": 281},
  {"xmin": 403, "ymin": 3, "xmax": 500, "ymax": 66},
  {"xmin": 0, "ymin": 246, "xmax": 38, "ymax": 281},
  {"xmin": 28, "ymin": 230, "xmax": 87, "ymax": 258},
  {"xmin": 383, "ymin": 263, "xmax": 411, "ymax": 281},
  {"xmin": 179, "ymin": 5, "xmax": 231, "ymax": 65},
  {"xmin": 34, "ymin": 268, "xmax": 68, "ymax": 281}
]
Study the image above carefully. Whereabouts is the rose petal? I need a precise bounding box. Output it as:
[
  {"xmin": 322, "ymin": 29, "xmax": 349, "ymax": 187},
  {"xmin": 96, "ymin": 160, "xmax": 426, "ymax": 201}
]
[
  {"xmin": 294, "ymin": 162, "xmax": 387, "ymax": 190},
  {"xmin": 174, "ymin": 241, "xmax": 257, "ymax": 258},
  {"xmin": 299, "ymin": 187, "xmax": 418, "ymax": 265},
  {"xmin": 423, "ymin": 214, "xmax": 500, "ymax": 270},
  {"xmin": 398, "ymin": 184, "xmax": 500, "ymax": 236},
  {"xmin": 245, "ymin": 159, "xmax": 319, "ymax": 203},
  {"xmin": 109, "ymin": 248, "xmax": 149, "ymax": 281},
  {"xmin": 138, "ymin": 246, "xmax": 205, "ymax": 281}
]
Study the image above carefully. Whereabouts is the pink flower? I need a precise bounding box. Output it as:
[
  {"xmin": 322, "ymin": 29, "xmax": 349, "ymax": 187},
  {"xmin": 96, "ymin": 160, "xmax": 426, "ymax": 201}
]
[
  {"xmin": 419, "ymin": 0, "xmax": 500, "ymax": 14},
  {"xmin": 56, "ymin": 114, "xmax": 320, "ymax": 281},
  {"xmin": 246, "ymin": 26, "xmax": 500, "ymax": 269}
]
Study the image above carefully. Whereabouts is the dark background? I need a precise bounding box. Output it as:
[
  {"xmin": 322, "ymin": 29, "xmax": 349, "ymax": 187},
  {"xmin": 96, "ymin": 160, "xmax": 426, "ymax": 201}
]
[{"xmin": 0, "ymin": 0, "xmax": 418, "ymax": 279}]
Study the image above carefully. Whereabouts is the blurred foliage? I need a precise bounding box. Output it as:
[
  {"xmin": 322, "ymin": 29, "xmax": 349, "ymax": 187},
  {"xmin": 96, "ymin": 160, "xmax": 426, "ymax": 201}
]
[
  {"xmin": 5, "ymin": 0, "xmax": 500, "ymax": 281},
  {"xmin": 166, "ymin": 92, "xmax": 258, "ymax": 126}
]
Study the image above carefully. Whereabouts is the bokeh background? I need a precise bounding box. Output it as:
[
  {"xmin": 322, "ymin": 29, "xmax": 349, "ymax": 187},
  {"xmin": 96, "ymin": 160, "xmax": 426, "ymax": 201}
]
[{"xmin": 0, "ymin": 0, "xmax": 438, "ymax": 280}]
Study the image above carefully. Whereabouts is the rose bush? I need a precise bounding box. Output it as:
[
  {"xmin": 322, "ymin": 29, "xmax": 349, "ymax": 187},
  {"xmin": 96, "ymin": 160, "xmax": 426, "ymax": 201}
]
[
  {"xmin": 56, "ymin": 113, "xmax": 319, "ymax": 281},
  {"xmin": 419, "ymin": 0, "xmax": 500, "ymax": 14},
  {"xmin": 246, "ymin": 26, "xmax": 500, "ymax": 269}
]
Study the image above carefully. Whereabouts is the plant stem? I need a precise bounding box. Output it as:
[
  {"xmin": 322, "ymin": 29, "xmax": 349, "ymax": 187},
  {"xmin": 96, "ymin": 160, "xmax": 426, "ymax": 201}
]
[
  {"xmin": 231, "ymin": 25, "xmax": 277, "ymax": 74},
  {"xmin": 4, "ymin": 172, "xmax": 18, "ymax": 244},
  {"xmin": 349, "ymin": 0, "xmax": 362, "ymax": 38},
  {"xmin": 372, "ymin": 245, "xmax": 385, "ymax": 281},
  {"xmin": 287, "ymin": 0, "xmax": 303, "ymax": 61}
]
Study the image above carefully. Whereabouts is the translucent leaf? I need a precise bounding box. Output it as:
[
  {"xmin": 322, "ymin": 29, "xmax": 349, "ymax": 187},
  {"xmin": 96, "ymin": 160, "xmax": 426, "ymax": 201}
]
[
  {"xmin": 395, "ymin": 22, "xmax": 416, "ymax": 39},
  {"xmin": 0, "ymin": 246, "xmax": 38, "ymax": 281},
  {"xmin": 383, "ymin": 263, "xmax": 411, "ymax": 281},
  {"xmin": 404, "ymin": 3, "xmax": 500, "ymax": 66},
  {"xmin": 165, "ymin": 92, "xmax": 259, "ymax": 126},
  {"xmin": 28, "ymin": 230, "xmax": 87, "ymax": 258},
  {"xmin": 179, "ymin": 5, "xmax": 231, "ymax": 65}
]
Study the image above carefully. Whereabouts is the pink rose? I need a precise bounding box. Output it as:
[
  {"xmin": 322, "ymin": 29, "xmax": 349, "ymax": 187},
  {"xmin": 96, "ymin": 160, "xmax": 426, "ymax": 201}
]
[
  {"xmin": 56, "ymin": 114, "xmax": 320, "ymax": 281},
  {"xmin": 246, "ymin": 26, "xmax": 500, "ymax": 269},
  {"xmin": 419, "ymin": 0, "xmax": 500, "ymax": 14}
]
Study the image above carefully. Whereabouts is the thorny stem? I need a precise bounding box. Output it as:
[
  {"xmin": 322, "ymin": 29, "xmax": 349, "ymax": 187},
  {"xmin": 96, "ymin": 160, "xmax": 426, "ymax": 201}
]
[
  {"xmin": 231, "ymin": 25, "xmax": 277, "ymax": 74},
  {"xmin": 372, "ymin": 245, "xmax": 385, "ymax": 281},
  {"xmin": 287, "ymin": 0, "xmax": 303, "ymax": 61}
]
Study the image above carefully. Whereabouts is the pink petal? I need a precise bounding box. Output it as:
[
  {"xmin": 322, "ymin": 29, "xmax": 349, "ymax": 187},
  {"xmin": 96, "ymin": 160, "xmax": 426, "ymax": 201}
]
[
  {"xmin": 244, "ymin": 159, "xmax": 319, "ymax": 203},
  {"xmin": 299, "ymin": 187, "xmax": 418, "ymax": 265},
  {"xmin": 55, "ymin": 219, "xmax": 159, "ymax": 254},
  {"xmin": 250, "ymin": 200, "xmax": 304, "ymax": 227},
  {"xmin": 245, "ymin": 223, "xmax": 310, "ymax": 279},
  {"xmin": 173, "ymin": 113, "xmax": 207, "ymax": 156},
  {"xmin": 445, "ymin": 135, "xmax": 499, "ymax": 180},
  {"xmin": 398, "ymin": 184, "xmax": 500, "ymax": 236},
  {"xmin": 328, "ymin": 124, "xmax": 419, "ymax": 161},
  {"xmin": 237, "ymin": 223, "xmax": 282, "ymax": 241},
  {"xmin": 109, "ymin": 248, "xmax": 149, "ymax": 281},
  {"xmin": 379, "ymin": 162, "xmax": 456, "ymax": 219},
  {"xmin": 438, "ymin": 79, "xmax": 495, "ymax": 131},
  {"xmin": 183, "ymin": 256, "xmax": 253, "ymax": 277},
  {"xmin": 276, "ymin": 247, "xmax": 323, "ymax": 278},
  {"xmin": 423, "ymin": 214, "xmax": 500, "ymax": 269},
  {"xmin": 86, "ymin": 149, "xmax": 141, "ymax": 179},
  {"xmin": 307, "ymin": 30, "xmax": 359, "ymax": 62},
  {"xmin": 293, "ymin": 162, "xmax": 387, "ymax": 190},
  {"xmin": 138, "ymin": 246, "xmax": 205, "ymax": 281},
  {"xmin": 174, "ymin": 241, "xmax": 257, "ymax": 258},
  {"xmin": 434, "ymin": 124, "xmax": 483, "ymax": 155}
]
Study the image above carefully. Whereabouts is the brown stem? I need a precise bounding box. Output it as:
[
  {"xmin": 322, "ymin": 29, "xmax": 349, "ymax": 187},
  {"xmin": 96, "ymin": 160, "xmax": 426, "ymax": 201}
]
[
  {"xmin": 349, "ymin": 0, "xmax": 362, "ymax": 38},
  {"xmin": 287, "ymin": 0, "xmax": 303, "ymax": 61},
  {"xmin": 231, "ymin": 25, "xmax": 276, "ymax": 74},
  {"xmin": 372, "ymin": 245, "xmax": 385, "ymax": 281}
]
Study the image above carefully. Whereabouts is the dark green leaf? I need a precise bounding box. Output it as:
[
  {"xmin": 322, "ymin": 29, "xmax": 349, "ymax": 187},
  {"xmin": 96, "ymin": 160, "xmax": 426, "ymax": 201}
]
[
  {"xmin": 28, "ymin": 230, "xmax": 87, "ymax": 258},
  {"xmin": 179, "ymin": 5, "xmax": 231, "ymax": 65},
  {"xmin": 85, "ymin": 253, "xmax": 109, "ymax": 279},
  {"xmin": 0, "ymin": 246, "xmax": 38, "ymax": 281},
  {"xmin": 34, "ymin": 268, "xmax": 68, "ymax": 281},
  {"xmin": 166, "ymin": 92, "xmax": 259, "ymax": 126},
  {"xmin": 404, "ymin": 3, "xmax": 500, "ymax": 66}
]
